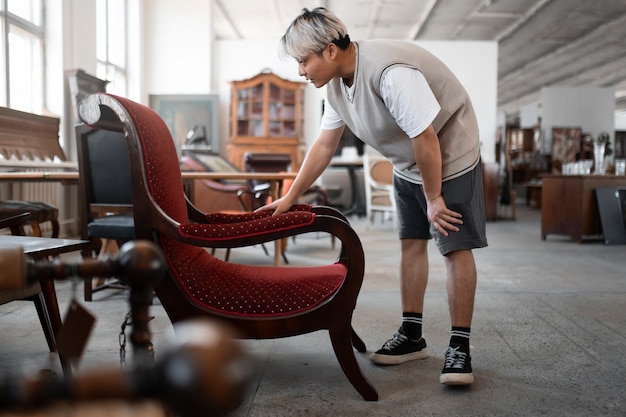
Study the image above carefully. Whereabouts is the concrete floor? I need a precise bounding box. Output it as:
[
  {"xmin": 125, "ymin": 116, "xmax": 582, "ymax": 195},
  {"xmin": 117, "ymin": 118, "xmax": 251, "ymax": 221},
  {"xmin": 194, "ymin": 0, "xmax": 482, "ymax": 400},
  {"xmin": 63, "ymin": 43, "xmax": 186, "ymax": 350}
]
[{"xmin": 0, "ymin": 204, "xmax": 625, "ymax": 416}]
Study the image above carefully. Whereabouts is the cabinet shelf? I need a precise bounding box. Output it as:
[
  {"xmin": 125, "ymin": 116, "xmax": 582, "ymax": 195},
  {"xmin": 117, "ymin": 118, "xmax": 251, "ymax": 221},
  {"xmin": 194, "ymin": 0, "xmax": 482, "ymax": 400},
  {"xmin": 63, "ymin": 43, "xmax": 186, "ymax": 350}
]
[{"xmin": 227, "ymin": 71, "xmax": 306, "ymax": 170}]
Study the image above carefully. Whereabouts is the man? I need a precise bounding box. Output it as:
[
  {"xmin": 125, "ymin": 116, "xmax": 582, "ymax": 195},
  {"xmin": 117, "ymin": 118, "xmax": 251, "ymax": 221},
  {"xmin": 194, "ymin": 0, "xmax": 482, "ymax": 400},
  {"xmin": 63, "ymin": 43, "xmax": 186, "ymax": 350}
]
[{"xmin": 262, "ymin": 7, "xmax": 487, "ymax": 386}]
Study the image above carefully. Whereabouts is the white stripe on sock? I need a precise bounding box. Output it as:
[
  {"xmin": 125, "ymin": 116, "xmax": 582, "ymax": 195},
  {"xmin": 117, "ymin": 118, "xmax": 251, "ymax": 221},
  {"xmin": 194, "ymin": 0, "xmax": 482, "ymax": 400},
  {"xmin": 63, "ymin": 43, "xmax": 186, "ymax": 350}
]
[{"xmin": 402, "ymin": 317, "xmax": 423, "ymax": 325}]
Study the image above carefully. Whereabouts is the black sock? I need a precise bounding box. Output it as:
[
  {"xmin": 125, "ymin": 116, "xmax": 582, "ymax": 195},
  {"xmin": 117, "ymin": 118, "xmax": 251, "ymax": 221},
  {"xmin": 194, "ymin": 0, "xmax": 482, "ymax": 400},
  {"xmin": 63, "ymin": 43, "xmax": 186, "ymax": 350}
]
[
  {"xmin": 401, "ymin": 312, "xmax": 423, "ymax": 340},
  {"xmin": 450, "ymin": 326, "xmax": 471, "ymax": 353}
]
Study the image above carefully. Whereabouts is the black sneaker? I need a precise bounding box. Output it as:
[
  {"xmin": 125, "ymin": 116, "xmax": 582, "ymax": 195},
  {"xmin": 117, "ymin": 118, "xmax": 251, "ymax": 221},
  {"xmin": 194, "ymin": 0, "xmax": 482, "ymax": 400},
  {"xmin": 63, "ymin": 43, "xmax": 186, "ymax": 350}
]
[
  {"xmin": 440, "ymin": 345, "xmax": 474, "ymax": 385},
  {"xmin": 370, "ymin": 328, "xmax": 428, "ymax": 365}
]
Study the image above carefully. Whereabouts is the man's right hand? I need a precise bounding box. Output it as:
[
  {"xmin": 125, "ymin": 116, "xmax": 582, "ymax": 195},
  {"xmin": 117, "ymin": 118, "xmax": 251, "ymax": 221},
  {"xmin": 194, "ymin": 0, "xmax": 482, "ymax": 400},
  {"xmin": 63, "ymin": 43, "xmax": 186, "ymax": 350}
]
[{"xmin": 256, "ymin": 195, "xmax": 296, "ymax": 216}]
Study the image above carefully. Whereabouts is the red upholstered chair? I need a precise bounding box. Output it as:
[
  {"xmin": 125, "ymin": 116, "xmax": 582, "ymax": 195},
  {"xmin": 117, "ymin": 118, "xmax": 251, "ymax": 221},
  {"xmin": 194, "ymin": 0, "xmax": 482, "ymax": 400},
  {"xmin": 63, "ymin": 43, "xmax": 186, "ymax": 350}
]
[{"xmin": 77, "ymin": 93, "xmax": 377, "ymax": 401}]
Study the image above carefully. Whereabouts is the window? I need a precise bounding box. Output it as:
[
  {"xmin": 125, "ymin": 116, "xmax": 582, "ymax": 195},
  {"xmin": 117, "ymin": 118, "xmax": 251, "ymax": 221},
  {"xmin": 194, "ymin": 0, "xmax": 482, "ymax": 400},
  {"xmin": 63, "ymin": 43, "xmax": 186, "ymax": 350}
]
[
  {"xmin": 0, "ymin": 0, "xmax": 44, "ymax": 113},
  {"xmin": 97, "ymin": 0, "xmax": 128, "ymax": 96}
]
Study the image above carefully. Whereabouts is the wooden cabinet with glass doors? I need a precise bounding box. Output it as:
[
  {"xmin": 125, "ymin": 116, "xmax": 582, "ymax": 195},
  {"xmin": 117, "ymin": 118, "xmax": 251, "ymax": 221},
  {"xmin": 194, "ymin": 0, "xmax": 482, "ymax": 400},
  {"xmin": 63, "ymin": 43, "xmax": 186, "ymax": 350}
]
[{"xmin": 226, "ymin": 70, "xmax": 306, "ymax": 171}]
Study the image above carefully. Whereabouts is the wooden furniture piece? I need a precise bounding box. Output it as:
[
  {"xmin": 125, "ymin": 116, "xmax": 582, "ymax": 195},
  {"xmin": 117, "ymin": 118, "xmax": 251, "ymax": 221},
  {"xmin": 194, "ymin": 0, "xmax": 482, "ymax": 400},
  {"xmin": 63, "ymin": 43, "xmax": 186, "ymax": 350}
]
[
  {"xmin": 75, "ymin": 124, "xmax": 135, "ymax": 301},
  {"xmin": 243, "ymin": 152, "xmax": 292, "ymax": 200},
  {"xmin": 615, "ymin": 130, "xmax": 626, "ymax": 158},
  {"xmin": 0, "ymin": 212, "xmax": 57, "ymax": 352},
  {"xmin": 0, "ymin": 107, "xmax": 65, "ymax": 237},
  {"xmin": 77, "ymin": 92, "xmax": 378, "ymax": 401},
  {"xmin": 0, "ymin": 232, "xmax": 91, "ymax": 375},
  {"xmin": 226, "ymin": 70, "xmax": 306, "ymax": 171},
  {"xmin": 0, "ymin": 240, "xmax": 248, "ymax": 416},
  {"xmin": 180, "ymin": 148, "xmax": 248, "ymax": 214},
  {"xmin": 551, "ymin": 127, "xmax": 582, "ymax": 175},
  {"xmin": 362, "ymin": 151, "xmax": 395, "ymax": 227},
  {"xmin": 541, "ymin": 175, "xmax": 626, "ymax": 242},
  {"xmin": 329, "ymin": 157, "xmax": 366, "ymax": 217},
  {"xmin": 66, "ymin": 68, "xmax": 109, "ymax": 126},
  {"xmin": 482, "ymin": 162, "xmax": 499, "ymax": 220},
  {"xmin": 506, "ymin": 127, "xmax": 547, "ymax": 183},
  {"xmin": 521, "ymin": 180, "xmax": 543, "ymax": 209}
]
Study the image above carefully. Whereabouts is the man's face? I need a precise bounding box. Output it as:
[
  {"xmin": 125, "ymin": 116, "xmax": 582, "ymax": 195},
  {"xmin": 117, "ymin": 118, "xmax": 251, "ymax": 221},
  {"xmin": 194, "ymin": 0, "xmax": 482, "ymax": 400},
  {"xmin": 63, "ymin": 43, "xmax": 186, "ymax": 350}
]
[{"xmin": 297, "ymin": 45, "xmax": 336, "ymax": 88}]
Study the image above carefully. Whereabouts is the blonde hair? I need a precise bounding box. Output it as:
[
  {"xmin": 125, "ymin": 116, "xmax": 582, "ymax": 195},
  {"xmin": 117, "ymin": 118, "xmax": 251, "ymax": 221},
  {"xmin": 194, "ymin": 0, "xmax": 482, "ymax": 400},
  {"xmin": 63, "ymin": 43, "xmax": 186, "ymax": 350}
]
[{"xmin": 279, "ymin": 7, "xmax": 350, "ymax": 61}]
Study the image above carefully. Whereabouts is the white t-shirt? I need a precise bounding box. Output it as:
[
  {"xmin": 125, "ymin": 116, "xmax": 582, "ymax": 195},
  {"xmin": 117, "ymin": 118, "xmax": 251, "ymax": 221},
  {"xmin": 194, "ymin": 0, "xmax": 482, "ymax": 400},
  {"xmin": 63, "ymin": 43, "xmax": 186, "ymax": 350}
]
[{"xmin": 320, "ymin": 66, "xmax": 441, "ymax": 139}]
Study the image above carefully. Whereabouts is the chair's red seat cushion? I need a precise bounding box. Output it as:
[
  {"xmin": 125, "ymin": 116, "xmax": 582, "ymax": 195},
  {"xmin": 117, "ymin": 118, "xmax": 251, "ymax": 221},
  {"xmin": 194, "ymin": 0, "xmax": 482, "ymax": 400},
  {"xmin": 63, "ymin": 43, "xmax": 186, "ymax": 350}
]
[{"xmin": 161, "ymin": 237, "xmax": 346, "ymax": 318}]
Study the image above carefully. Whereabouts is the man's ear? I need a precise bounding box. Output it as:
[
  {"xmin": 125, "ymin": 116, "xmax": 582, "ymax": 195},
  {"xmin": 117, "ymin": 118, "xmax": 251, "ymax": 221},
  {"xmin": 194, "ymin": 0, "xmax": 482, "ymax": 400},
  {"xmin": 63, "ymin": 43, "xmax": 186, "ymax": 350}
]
[{"xmin": 327, "ymin": 43, "xmax": 338, "ymax": 60}]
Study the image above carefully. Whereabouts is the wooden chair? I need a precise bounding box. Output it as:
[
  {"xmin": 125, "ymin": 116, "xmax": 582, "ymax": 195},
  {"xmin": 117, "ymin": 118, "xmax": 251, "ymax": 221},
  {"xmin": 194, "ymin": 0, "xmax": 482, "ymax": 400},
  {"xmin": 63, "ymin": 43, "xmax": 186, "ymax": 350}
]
[
  {"xmin": 0, "ymin": 212, "xmax": 57, "ymax": 352},
  {"xmin": 77, "ymin": 92, "xmax": 378, "ymax": 401},
  {"xmin": 362, "ymin": 150, "xmax": 396, "ymax": 227},
  {"xmin": 75, "ymin": 124, "xmax": 135, "ymax": 301}
]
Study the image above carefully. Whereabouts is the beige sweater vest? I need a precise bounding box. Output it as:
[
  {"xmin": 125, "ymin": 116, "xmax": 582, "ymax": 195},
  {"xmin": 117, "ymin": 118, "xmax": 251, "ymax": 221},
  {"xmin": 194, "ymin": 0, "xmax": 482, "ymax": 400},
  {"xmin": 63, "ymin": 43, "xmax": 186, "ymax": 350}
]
[{"xmin": 327, "ymin": 40, "xmax": 481, "ymax": 183}]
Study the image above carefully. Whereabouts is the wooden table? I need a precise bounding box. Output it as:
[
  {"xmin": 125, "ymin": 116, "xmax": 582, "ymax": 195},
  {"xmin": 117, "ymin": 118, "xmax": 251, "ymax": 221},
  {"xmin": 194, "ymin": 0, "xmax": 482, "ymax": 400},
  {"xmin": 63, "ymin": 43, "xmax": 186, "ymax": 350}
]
[
  {"xmin": 0, "ymin": 234, "xmax": 91, "ymax": 375},
  {"xmin": 541, "ymin": 174, "xmax": 626, "ymax": 242}
]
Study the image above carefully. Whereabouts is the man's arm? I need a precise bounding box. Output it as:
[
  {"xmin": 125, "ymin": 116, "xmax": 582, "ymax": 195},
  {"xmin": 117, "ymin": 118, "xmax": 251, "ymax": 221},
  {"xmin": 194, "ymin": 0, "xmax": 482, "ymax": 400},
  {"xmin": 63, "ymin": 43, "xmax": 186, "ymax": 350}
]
[
  {"xmin": 262, "ymin": 126, "xmax": 344, "ymax": 215},
  {"xmin": 412, "ymin": 124, "xmax": 462, "ymax": 235}
]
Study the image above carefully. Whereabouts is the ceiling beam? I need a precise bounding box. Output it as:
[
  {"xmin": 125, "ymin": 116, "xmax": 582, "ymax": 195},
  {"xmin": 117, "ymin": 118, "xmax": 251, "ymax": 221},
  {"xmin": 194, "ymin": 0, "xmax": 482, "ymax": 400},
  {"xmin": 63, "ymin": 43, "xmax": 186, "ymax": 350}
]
[
  {"xmin": 214, "ymin": 0, "xmax": 243, "ymax": 39},
  {"xmin": 495, "ymin": 0, "xmax": 553, "ymax": 42},
  {"xmin": 409, "ymin": 0, "xmax": 438, "ymax": 40}
]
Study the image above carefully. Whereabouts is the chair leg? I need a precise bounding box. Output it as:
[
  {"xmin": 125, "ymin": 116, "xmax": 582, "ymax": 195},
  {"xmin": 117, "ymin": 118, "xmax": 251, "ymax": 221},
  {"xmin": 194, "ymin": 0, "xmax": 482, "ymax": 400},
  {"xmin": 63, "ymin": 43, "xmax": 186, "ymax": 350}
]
[
  {"xmin": 84, "ymin": 239, "xmax": 127, "ymax": 301},
  {"xmin": 84, "ymin": 277, "xmax": 93, "ymax": 302},
  {"xmin": 328, "ymin": 322, "xmax": 378, "ymax": 401},
  {"xmin": 83, "ymin": 247, "xmax": 98, "ymax": 302},
  {"xmin": 35, "ymin": 278, "xmax": 72, "ymax": 377},
  {"xmin": 351, "ymin": 327, "xmax": 366, "ymax": 352},
  {"xmin": 29, "ymin": 222, "xmax": 43, "ymax": 237},
  {"xmin": 94, "ymin": 239, "xmax": 117, "ymax": 288},
  {"xmin": 30, "ymin": 292, "xmax": 56, "ymax": 352},
  {"xmin": 38, "ymin": 278, "xmax": 63, "ymax": 340},
  {"xmin": 50, "ymin": 219, "xmax": 60, "ymax": 238}
]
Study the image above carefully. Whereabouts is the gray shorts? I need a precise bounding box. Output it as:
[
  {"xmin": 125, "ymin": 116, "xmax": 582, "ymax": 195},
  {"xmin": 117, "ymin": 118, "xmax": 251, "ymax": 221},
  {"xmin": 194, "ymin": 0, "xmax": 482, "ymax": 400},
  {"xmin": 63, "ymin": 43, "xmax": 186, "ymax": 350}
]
[{"xmin": 393, "ymin": 162, "xmax": 488, "ymax": 255}]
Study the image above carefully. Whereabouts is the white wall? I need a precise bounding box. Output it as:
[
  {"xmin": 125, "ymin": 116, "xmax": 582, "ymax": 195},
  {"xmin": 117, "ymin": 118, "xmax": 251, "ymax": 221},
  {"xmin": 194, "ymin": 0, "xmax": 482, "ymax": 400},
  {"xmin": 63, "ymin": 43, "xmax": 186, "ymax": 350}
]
[
  {"xmin": 520, "ymin": 102, "xmax": 541, "ymax": 128},
  {"xmin": 213, "ymin": 40, "xmax": 499, "ymax": 163},
  {"xmin": 541, "ymin": 86, "xmax": 615, "ymax": 154},
  {"xmin": 418, "ymin": 41, "xmax": 498, "ymax": 163},
  {"xmin": 143, "ymin": 0, "xmax": 212, "ymax": 96},
  {"xmin": 616, "ymin": 112, "xmax": 626, "ymax": 130}
]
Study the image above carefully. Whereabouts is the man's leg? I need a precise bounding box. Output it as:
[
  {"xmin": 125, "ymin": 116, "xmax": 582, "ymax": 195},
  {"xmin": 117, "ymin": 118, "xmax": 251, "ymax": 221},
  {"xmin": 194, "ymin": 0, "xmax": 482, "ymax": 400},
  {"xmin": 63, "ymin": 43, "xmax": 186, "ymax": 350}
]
[
  {"xmin": 444, "ymin": 249, "xmax": 476, "ymax": 328},
  {"xmin": 440, "ymin": 248, "xmax": 477, "ymax": 385},
  {"xmin": 370, "ymin": 238, "xmax": 430, "ymax": 365}
]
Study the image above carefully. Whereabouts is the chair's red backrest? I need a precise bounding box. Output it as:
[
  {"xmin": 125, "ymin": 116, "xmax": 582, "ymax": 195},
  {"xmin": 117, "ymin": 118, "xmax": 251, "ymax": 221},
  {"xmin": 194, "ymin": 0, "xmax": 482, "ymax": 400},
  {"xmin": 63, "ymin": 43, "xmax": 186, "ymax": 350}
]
[{"xmin": 109, "ymin": 94, "xmax": 189, "ymax": 224}]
